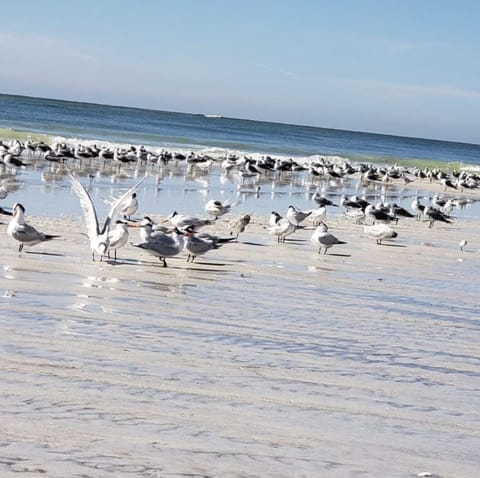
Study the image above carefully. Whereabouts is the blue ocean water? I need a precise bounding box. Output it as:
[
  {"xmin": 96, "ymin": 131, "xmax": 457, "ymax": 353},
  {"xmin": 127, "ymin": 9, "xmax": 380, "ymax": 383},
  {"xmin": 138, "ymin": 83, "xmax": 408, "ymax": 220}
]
[
  {"xmin": 1, "ymin": 93, "xmax": 480, "ymax": 221},
  {"xmin": 1, "ymin": 93, "xmax": 479, "ymax": 167}
]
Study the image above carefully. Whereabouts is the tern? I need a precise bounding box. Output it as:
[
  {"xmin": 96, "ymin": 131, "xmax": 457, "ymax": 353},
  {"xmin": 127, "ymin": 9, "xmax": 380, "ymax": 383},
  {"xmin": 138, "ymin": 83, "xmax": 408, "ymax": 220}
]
[
  {"xmin": 7, "ymin": 202, "xmax": 60, "ymax": 253},
  {"xmin": 165, "ymin": 211, "xmax": 212, "ymax": 229},
  {"xmin": 133, "ymin": 227, "xmax": 185, "ymax": 267},
  {"xmin": 205, "ymin": 199, "xmax": 241, "ymax": 219},
  {"xmin": 183, "ymin": 226, "xmax": 226, "ymax": 262},
  {"xmin": 286, "ymin": 205, "xmax": 312, "ymax": 226},
  {"xmin": 107, "ymin": 220, "xmax": 129, "ymax": 260},
  {"xmin": 70, "ymin": 174, "xmax": 148, "ymax": 261},
  {"xmin": 120, "ymin": 192, "xmax": 138, "ymax": 220},
  {"xmin": 134, "ymin": 216, "xmax": 170, "ymax": 242},
  {"xmin": 265, "ymin": 218, "xmax": 296, "ymax": 243},
  {"xmin": 310, "ymin": 222, "xmax": 346, "ymax": 254}
]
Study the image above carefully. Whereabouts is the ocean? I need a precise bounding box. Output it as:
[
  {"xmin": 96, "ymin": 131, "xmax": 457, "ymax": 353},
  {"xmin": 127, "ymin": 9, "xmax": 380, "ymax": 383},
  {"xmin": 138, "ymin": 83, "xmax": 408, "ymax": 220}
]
[
  {"xmin": 1, "ymin": 93, "xmax": 480, "ymax": 221},
  {"xmin": 1, "ymin": 93, "xmax": 480, "ymax": 167}
]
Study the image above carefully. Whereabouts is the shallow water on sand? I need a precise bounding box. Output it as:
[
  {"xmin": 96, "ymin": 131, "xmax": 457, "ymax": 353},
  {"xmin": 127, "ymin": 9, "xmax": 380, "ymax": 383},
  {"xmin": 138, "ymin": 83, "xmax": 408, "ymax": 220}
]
[{"xmin": 1, "ymin": 159, "xmax": 480, "ymax": 476}]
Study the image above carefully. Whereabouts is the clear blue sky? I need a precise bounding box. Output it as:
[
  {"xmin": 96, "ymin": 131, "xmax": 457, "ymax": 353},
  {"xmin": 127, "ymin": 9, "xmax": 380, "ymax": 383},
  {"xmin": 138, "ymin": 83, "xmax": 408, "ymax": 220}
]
[{"xmin": 1, "ymin": 0, "xmax": 478, "ymax": 144}]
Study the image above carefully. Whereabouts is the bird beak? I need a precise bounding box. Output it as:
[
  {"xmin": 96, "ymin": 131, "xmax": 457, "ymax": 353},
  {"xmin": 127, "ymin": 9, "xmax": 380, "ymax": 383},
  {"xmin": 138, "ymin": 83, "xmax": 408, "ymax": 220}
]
[{"xmin": 0, "ymin": 208, "xmax": 13, "ymax": 216}]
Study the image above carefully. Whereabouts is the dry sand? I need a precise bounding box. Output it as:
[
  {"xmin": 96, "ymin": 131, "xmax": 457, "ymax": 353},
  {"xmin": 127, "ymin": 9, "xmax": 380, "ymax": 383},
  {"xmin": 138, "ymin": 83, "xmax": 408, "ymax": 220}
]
[{"xmin": 0, "ymin": 208, "xmax": 479, "ymax": 477}]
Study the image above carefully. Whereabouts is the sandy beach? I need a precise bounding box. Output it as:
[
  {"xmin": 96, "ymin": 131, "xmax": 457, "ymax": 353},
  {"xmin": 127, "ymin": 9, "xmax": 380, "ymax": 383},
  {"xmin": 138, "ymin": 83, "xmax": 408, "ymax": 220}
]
[{"xmin": 1, "ymin": 196, "xmax": 479, "ymax": 477}]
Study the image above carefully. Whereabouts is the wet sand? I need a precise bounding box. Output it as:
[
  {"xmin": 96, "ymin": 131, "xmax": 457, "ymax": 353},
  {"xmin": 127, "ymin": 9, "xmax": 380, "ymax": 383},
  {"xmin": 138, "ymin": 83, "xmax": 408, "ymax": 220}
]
[{"xmin": 1, "ymin": 209, "xmax": 479, "ymax": 477}]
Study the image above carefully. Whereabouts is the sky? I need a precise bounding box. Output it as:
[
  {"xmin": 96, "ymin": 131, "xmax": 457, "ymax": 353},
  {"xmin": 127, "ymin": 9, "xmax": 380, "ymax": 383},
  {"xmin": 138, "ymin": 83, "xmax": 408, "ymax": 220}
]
[{"xmin": 0, "ymin": 0, "xmax": 479, "ymax": 144}]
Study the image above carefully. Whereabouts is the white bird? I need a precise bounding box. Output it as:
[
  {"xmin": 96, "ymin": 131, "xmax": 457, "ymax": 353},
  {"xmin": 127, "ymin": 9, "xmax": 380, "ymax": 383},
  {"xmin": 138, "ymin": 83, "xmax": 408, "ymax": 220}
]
[
  {"xmin": 120, "ymin": 192, "xmax": 138, "ymax": 220},
  {"xmin": 269, "ymin": 211, "xmax": 282, "ymax": 226},
  {"xmin": 7, "ymin": 202, "xmax": 60, "ymax": 253},
  {"xmin": 107, "ymin": 220, "xmax": 129, "ymax": 260},
  {"xmin": 308, "ymin": 206, "xmax": 327, "ymax": 226},
  {"xmin": 411, "ymin": 197, "xmax": 425, "ymax": 220},
  {"xmin": 363, "ymin": 223, "xmax": 398, "ymax": 245},
  {"xmin": 0, "ymin": 182, "xmax": 8, "ymax": 200},
  {"xmin": 310, "ymin": 223, "xmax": 346, "ymax": 254},
  {"xmin": 286, "ymin": 205, "xmax": 312, "ymax": 226},
  {"xmin": 70, "ymin": 174, "xmax": 147, "ymax": 261},
  {"xmin": 134, "ymin": 216, "xmax": 169, "ymax": 242},
  {"xmin": 459, "ymin": 239, "xmax": 467, "ymax": 251},
  {"xmin": 133, "ymin": 228, "xmax": 185, "ymax": 267},
  {"xmin": 265, "ymin": 218, "xmax": 296, "ymax": 243},
  {"xmin": 205, "ymin": 199, "xmax": 241, "ymax": 219}
]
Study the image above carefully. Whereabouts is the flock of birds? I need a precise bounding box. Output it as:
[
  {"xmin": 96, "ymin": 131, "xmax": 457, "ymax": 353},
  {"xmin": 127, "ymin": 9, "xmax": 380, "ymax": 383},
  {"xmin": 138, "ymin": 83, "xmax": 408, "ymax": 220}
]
[
  {"xmin": 1, "ymin": 137, "xmax": 478, "ymax": 266},
  {"xmin": 2, "ymin": 174, "xmax": 253, "ymax": 267}
]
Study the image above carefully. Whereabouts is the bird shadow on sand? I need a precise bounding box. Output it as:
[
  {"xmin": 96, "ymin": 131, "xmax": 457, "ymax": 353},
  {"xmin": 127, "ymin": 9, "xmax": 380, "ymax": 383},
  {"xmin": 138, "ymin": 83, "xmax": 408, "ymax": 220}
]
[
  {"xmin": 240, "ymin": 241, "xmax": 269, "ymax": 246},
  {"xmin": 186, "ymin": 261, "xmax": 228, "ymax": 267},
  {"xmin": 24, "ymin": 251, "xmax": 64, "ymax": 257},
  {"xmin": 378, "ymin": 243, "xmax": 407, "ymax": 248},
  {"xmin": 322, "ymin": 252, "xmax": 352, "ymax": 257}
]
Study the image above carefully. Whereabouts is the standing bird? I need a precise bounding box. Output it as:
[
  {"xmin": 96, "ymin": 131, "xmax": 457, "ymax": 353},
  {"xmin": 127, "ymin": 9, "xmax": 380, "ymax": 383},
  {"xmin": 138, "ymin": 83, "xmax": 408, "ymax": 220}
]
[
  {"xmin": 70, "ymin": 174, "xmax": 148, "ymax": 261},
  {"xmin": 265, "ymin": 218, "xmax": 296, "ymax": 243},
  {"xmin": 411, "ymin": 198, "xmax": 426, "ymax": 220},
  {"xmin": 135, "ymin": 216, "xmax": 169, "ymax": 242},
  {"xmin": 107, "ymin": 220, "xmax": 129, "ymax": 260},
  {"xmin": 310, "ymin": 222, "xmax": 346, "ymax": 254},
  {"xmin": 286, "ymin": 205, "xmax": 312, "ymax": 227},
  {"xmin": 133, "ymin": 227, "xmax": 185, "ymax": 267},
  {"xmin": 183, "ymin": 226, "xmax": 226, "ymax": 262},
  {"xmin": 120, "ymin": 192, "xmax": 139, "ymax": 220},
  {"xmin": 165, "ymin": 211, "xmax": 212, "ymax": 230},
  {"xmin": 363, "ymin": 223, "xmax": 398, "ymax": 245},
  {"xmin": 423, "ymin": 206, "xmax": 452, "ymax": 228},
  {"xmin": 269, "ymin": 211, "xmax": 282, "ymax": 226},
  {"xmin": 312, "ymin": 192, "xmax": 338, "ymax": 207},
  {"xmin": 228, "ymin": 213, "xmax": 251, "ymax": 239},
  {"xmin": 7, "ymin": 203, "xmax": 60, "ymax": 253},
  {"xmin": 205, "ymin": 199, "xmax": 241, "ymax": 219}
]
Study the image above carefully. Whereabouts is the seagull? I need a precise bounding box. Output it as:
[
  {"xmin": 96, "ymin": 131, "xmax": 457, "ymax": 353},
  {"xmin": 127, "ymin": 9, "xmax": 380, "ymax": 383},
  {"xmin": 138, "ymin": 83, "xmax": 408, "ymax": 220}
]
[
  {"xmin": 70, "ymin": 174, "xmax": 148, "ymax": 261},
  {"xmin": 7, "ymin": 202, "xmax": 60, "ymax": 253},
  {"xmin": 459, "ymin": 239, "xmax": 467, "ymax": 251},
  {"xmin": 423, "ymin": 206, "xmax": 452, "ymax": 228},
  {"xmin": 341, "ymin": 195, "xmax": 370, "ymax": 211},
  {"xmin": 133, "ymin": 227, "xmax": 185, "ymax": 267},
  {"xmin": 107, "ymin": 220, "xmax": 129, "ymax": 260},
  {"xmin": 364, "ymin": 204, "xmax": 394, "ymax": 224},
  {"xmin": 312, "ymin": 192, "xmax": 337, "ymax": 207},
  {"xmin": 228, "ymin": 213, "xmax": 251, "ymax": 239},
  {"xmin": 363, "ymin": 223, "xmax": 398, "ymax": 244},
  {"xmin": 205, "ymin": 199, "xmax": 241, "ymax": 219},
  {"xmin": 286, "ymin": 205, "xmax": 312, "ymax": 226},
  {"xmin": 411, "ymin": 197, "xmax": 426, "ymax": 220},
  {"xmin": 310, "ymin": 222, "xmax": 346, "ymax": 254}
]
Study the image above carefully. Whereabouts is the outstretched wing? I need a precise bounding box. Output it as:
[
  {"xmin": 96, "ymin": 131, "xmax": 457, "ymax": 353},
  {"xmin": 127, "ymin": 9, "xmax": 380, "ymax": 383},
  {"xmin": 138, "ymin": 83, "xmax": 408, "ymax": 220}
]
[
  {"xmin": 70, "ymin": 174, "xmax": 101, "ymax": 241},
  {"xmin": 104, "ymin": 176, "xmax": 148, "ymax": 233}
]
